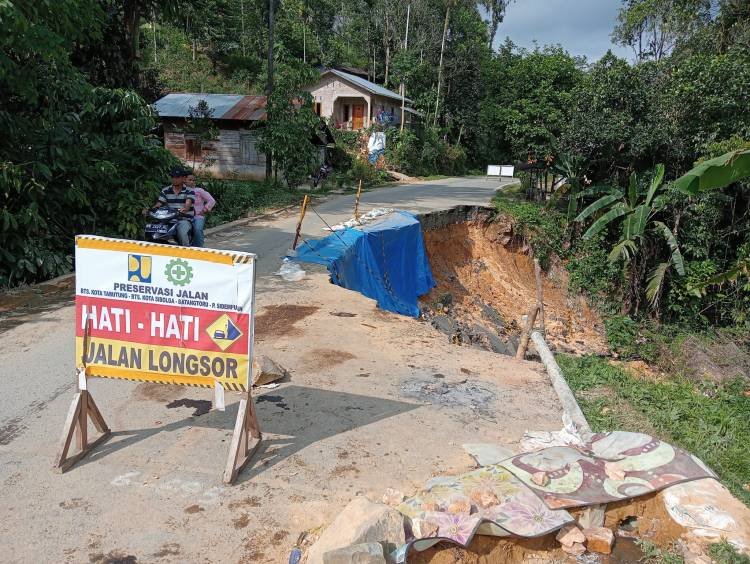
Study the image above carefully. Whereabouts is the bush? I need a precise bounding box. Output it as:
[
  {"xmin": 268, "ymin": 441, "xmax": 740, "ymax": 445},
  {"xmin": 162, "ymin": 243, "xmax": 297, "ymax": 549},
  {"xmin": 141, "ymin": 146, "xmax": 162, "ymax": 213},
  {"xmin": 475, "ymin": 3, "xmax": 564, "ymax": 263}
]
[
  {"xmin": 567, "ymin": 233, "xmax": 621, "ymax": 311},
  {"xmin": 200, "ymin": 178, "xmax": 301, "ymax": 227},
  {"xmin": 492, "ymin": 195, "xmax": 566, "ymax": 269}
]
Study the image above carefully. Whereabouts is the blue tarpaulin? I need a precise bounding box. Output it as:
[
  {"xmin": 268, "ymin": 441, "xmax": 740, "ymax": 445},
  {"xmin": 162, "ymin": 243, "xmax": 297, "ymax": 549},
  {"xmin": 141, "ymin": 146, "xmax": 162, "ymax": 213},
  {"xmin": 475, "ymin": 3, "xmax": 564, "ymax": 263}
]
[{"xmin": 293, "ymin": 211, "xmax": 435, "ymax": 317}]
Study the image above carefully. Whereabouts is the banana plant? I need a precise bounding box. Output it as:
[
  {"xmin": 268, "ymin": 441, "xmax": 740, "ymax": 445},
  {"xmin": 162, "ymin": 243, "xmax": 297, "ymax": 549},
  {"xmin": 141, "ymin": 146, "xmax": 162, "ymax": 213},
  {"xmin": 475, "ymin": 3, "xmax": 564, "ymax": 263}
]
[{"xmin": 575, "ymin": 164, "xmax": 685, "ymax": 311}]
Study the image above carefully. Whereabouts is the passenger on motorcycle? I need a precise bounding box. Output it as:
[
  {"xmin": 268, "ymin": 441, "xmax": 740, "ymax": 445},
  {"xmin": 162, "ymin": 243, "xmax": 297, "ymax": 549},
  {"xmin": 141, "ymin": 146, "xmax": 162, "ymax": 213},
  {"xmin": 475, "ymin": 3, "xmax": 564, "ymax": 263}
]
[{"xmin": 151, "ymin": 167, "xmax": 195, "ymax": 246}]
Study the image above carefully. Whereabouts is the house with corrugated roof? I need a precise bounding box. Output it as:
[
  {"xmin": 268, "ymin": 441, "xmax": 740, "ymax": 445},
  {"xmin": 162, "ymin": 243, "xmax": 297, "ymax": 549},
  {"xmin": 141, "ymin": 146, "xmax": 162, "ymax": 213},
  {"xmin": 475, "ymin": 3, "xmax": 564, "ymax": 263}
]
[
  {"xmin": 153, "ymin": 93, "xmax": 268, "ymax": 180},
  {"xmin": 305, "ymin": 68, "xmax": 420, "ymax": 130}
]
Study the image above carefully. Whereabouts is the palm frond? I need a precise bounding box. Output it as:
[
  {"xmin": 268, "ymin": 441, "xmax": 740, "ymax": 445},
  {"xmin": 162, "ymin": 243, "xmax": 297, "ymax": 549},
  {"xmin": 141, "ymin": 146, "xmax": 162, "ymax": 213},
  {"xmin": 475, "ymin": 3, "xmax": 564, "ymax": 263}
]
[
  {"xmin": 646, "ymin": 164, "xmax": 665, "ymax": 207},
  {"xmin": 688, "ymin": 258, "xmax": 750, "ymax": 296},
  {"xmin": 608, "ymin": 238, "xmax": 637, "ymax": 263},
  {"xmin": 653, "ymin": 221, "xmax": 685, "ymax": 276},
  {"xmin": 583, "ymin": 203, "xmax": 628, "ymax": 240},
  {"xmin": 628, "ymin": 171, "xmax": 638, "ymax": 209},
  {"xmin": 575, "ymin": 194, "xmax": 622, "ymax": 222},
  {"xmin": 646, "ymin": 262, "xmax": 670, "ymax": 308}
]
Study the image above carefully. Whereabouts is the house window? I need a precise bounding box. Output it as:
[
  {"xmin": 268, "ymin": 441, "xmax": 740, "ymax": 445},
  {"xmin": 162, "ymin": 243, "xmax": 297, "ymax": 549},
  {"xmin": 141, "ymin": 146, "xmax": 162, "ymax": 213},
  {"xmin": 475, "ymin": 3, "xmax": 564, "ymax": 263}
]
[
  {"xmin": 240, "ymin": 133, "xmax": 260, "ymax": 165},
  {"xmin": 185, "ymin": 135, "xmax": 202, "ymax": 160},
  {"xmin": 343, "ymin": 104, "xmax": 350, "ymax": 122},
  {"xmin": 314, "ymin": 102, "xmax": 322, "ymax": 116}
]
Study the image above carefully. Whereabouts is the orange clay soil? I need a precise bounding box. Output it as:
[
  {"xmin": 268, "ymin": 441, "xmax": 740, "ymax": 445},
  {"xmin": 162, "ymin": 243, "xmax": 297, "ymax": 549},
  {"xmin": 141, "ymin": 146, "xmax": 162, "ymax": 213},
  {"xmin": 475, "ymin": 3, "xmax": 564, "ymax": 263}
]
[
  {"xmin": 411, "ymin": 492, "xmax": 688, "ymax": 563},
  {"xmin": 422, "ymin": 219, "xmax": 609, "ymax": 356}
]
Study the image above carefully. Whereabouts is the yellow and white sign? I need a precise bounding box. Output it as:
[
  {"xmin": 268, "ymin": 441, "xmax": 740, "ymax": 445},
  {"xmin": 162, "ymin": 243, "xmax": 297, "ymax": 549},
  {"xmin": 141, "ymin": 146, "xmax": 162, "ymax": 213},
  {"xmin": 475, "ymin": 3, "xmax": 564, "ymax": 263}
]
[{"xmin": 75, "ymin": 235, "xmax": 256, "ymax": 391}]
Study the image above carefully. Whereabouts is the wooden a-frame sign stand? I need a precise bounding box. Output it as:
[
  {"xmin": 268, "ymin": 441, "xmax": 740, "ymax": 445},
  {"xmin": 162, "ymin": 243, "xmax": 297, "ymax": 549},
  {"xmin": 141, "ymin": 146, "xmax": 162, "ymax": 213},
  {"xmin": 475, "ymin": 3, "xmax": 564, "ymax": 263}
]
[{"xmin": 54, "ymin": 324, "xmax": 263, "ymax": 484}]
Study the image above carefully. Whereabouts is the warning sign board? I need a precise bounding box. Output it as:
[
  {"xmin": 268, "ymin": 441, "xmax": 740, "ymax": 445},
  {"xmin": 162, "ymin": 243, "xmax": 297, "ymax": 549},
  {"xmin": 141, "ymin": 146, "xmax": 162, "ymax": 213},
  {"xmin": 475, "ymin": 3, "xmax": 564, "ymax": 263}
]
[{"xmin": 74, "ymin": 236, "xmax": 256, "ymax": 391}]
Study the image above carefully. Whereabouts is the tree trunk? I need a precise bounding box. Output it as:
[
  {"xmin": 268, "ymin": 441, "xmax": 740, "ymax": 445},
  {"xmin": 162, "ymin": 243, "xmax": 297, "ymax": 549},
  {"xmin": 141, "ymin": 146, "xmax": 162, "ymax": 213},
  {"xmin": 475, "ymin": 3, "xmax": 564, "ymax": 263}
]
[
  {"xmin": 265, "ymin": 0, "xmax": 275, "ymax": 180},
  {"xmin": 123, "ymin": 0, "xmax": 142, "ymax": 64},
  {"xmin": 434, "ymin": 2, "xmax": 451, "ymax": 127}
]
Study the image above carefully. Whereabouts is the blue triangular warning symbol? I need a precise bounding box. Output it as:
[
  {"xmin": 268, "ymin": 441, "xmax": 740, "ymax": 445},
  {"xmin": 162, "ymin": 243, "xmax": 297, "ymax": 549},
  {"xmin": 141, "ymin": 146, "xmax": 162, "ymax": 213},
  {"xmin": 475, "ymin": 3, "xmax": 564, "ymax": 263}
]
[{"xmin": 226, "ymin": 318, "xmax": 241, "ymax": 340}]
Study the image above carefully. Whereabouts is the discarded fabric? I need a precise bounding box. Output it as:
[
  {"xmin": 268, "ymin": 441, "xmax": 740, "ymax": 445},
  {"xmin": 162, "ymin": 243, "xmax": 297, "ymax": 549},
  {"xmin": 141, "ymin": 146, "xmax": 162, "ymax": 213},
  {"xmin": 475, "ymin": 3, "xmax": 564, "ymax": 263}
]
[
  {"xmin": 394, "ymin": 463, "xmax": 573, "ymax": 561},
  {"xmin": 502, "ymin": 431, "xmax": 716, "ymax": 509}
]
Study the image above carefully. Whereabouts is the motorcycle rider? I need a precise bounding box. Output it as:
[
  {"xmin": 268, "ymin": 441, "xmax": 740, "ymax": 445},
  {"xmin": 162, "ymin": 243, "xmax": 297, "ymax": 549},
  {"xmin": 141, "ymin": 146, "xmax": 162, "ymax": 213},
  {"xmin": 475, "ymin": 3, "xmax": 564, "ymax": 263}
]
[
  {"xmin": 184, "ymin": 171, "xmax": 215, "ymax": 248},
  {"xmin": 151, "ymin": 167, "xmax": 195, "ymax": 246}
]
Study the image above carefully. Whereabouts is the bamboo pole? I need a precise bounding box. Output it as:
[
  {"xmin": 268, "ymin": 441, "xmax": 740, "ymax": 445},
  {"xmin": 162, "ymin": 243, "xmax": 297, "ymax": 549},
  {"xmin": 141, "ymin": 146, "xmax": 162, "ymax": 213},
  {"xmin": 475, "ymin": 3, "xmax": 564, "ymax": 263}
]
[
  {"xmin": 534, "ymin": 258, "xmax": 545, "ymax": 334},
  {"xmin": 291, "ymin": 194, "xmax": 309, "ymax": 250},
  {"xmin": 354, "ymin": 180, "xmax": 363, "ymax": 221},
  {"xmin": 515, "ymin": 305, "xmax": 540, "ymax": 360}
]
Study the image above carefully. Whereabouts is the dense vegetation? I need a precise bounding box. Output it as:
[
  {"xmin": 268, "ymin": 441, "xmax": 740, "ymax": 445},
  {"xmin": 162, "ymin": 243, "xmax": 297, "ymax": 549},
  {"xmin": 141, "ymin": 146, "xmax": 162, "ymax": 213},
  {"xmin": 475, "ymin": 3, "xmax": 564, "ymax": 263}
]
[{"xmin": 2, "ymin": 0, "xmax": 749, "ymax": 333}]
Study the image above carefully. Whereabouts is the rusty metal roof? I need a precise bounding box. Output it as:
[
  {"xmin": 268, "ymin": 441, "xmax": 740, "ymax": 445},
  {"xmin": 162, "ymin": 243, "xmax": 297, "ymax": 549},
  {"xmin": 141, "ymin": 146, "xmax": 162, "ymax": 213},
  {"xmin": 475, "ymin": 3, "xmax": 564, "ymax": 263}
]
[{"xmin": 153, "ymin": 93, "xmax": 267, "ymax": 121}]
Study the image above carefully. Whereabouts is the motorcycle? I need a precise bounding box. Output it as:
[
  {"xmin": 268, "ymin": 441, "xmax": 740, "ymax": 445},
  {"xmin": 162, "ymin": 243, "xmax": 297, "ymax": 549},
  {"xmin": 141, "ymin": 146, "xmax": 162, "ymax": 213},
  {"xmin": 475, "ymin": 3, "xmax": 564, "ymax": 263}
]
[
  {"xmin": 144, "ymin": 207, "xmax": 193, "ymax": 245},
  {"xmin": 311, "ymin": 163, "xmax": 332, "ymax": 188}
]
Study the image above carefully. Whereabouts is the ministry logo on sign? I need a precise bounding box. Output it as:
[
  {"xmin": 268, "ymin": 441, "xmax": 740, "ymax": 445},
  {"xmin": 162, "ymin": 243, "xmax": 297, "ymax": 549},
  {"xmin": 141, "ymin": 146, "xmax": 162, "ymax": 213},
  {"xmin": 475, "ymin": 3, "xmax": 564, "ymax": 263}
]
[{"xmin": 128, "ymin": 254, "xmax": 152, "ymax": 283}]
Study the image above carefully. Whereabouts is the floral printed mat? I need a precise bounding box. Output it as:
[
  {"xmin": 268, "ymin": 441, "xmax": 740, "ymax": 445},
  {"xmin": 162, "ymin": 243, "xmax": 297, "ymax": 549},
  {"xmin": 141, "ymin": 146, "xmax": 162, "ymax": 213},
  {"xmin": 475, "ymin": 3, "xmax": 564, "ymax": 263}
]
[
  {"xmin": 500, "ymin": 431, "xmax": 716, "ymax": 509},
  {"xmin": 397, "ymin": 464, "xmax": 573, "ymax": 551}
]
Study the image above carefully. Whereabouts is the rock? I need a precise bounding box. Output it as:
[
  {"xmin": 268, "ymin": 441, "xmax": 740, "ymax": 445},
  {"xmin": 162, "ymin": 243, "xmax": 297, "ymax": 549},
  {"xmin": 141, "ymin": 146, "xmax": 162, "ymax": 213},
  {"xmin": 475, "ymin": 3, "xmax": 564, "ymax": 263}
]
[
  {"xmin": 507, "ymin": 334, "xmax": 521, "ymax": 354},
  {"xmin": 252, "ymin": 355, "xmax": 288, "ymax": 386},
  {"xmin": 431, "ymin": 315, "xmax": 457, "ymax": 336},
  {"xmin": 438, "ymin": 293, "xmax": 453, "ymax": 307},
  {"xmin": 479, "ymin": 303, "xmax": 505, "ymax": 330},
  {"xmin": 412, "ymin": 518, "xmax": 439, "ymax": 539},
  {"xmin": 447, "ymin": 496, "xmax": 471, "ymax": 515},
  {"xmin": 561, "ymin": 542, "xmax": 586, "ymax": 556},
  {"xmin": 604, "ymin": 461, "xmax": 626, "ymax": 481},
  {"xmin": 469, "ymin": 324, "xmax": 511, "ymax": 355},
  {"xmin": 322, "ymin": 542, "xmax": 386, "ymax": 564},
  {"xmin": 470, "ymin": 488, "xmax": 499, "ymax": 508},
  {"xmin": 381, "ymin": 488, "xmax": 404, "ymax": 507},
  {"xmin": 583, "ymin": 526, "xmax": 614, "ymax": 555},
  {"xmin": 531, "ymin": 471, "xmax": 550, "ymax": 486},
  {"xmin": 306, "ymin": 497, "xmax": 405, "ymax": 564},
  {"xmin": 555, "ymin": 523, "xmax": 585, "ymax": 547}
]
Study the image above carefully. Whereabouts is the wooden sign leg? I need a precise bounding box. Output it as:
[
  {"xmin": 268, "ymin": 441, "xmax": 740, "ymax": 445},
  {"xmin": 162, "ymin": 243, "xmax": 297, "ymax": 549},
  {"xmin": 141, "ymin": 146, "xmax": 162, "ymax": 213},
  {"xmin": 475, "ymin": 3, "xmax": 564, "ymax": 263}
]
[
  {"xmin": 223, "ymin": 391, "xmax": 263, "ymax": 484},
  {"xmin": 54, "ymin": 390, "xmax": 111, "ymax": 473}
]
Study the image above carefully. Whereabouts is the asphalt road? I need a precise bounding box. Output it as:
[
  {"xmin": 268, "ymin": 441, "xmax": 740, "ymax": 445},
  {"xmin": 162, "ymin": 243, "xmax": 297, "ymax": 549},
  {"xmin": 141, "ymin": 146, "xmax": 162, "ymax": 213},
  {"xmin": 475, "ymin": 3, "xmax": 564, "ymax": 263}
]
[
  {"xmin": 0, "ymin": 175, "xmax": 512, "ymax": 452},
  {"xmin": 212, "ymin": 175, "xmax": 515, "ymax": 275}
]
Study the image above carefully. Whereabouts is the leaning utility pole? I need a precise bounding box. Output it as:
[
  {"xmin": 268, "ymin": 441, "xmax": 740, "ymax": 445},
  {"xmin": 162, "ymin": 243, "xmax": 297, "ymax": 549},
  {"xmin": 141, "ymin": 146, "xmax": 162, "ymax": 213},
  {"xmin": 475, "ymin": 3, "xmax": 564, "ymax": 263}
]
[
  {"xmin": 400, "ymin": 3, "xmax": 410, "ymax": 132},
  {"xmin": 265, "ymin": 0, "xmax": 275, "ymax": 180}
]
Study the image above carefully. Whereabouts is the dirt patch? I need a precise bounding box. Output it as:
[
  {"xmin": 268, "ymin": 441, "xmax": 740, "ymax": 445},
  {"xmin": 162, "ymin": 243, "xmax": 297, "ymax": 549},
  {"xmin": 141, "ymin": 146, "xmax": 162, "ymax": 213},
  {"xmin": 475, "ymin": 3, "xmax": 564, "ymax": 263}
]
[
  {"xmin": 303, "ymin": 348, "xmax": 356, "ymax": 371},
  {"xmin": 409, "ymin": 533, "xmax": 563, "ymax": 563},
  {"xmin": 131, "ymin": 382, "xmax": 182, "ymax": 402},
  {"xmin": 229, "ymin": 497, "xmax": 261, "ymax": 509},
  {"xmin": 0, "ymin": 276, "xmax": 74, "ymax": 332},
  {"xmin": 576, "ymin": 385, "xmax": 658, "ymax": 436},
  {"xmin": 165, "ymin": 398, "xmax": 211, "ymax": 416},
  {"xmin": 232, "ymin": 513, "xmax": 250, "ymax": 529},
  {"xmin": 672, "ymin": 333, "xmax": 750, "ymax": 384},
  {"xmin": 604, "ymin": 491, "xmax": 687, "ymax": 546},
  {"xmin": 255, "ymin": 304, "xmax": 319, "ymax": 339},
  {"xmin": 421, "ymin": 217, "xmax": 608, "ymax": 356},
  {"xmin": 151, "ymin": 543, "xmax": 181, "ymax": 558},
  {"xmin": 89, "ymin": 550, "xmax": 138, "ymax": 564},
  {"xmin": 183, "ymin": 505, "xmax": 204, "ymax": 514}
]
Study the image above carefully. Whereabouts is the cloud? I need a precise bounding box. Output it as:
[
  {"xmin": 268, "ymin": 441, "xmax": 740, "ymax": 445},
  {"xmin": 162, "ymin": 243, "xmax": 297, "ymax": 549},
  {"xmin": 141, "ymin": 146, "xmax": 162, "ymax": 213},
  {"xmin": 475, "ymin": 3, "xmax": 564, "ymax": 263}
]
[{"xmin": 493, "ymin": 0, "xmax": 633, "ymax": 62}]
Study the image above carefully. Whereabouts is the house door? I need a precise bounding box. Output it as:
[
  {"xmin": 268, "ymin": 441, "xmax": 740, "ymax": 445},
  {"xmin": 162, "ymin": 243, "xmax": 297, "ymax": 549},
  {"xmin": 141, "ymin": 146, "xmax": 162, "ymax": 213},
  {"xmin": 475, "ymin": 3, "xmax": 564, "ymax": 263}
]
[{"xmin": 352, "ymin": 104, "xmax": 365, "ymax": 129}]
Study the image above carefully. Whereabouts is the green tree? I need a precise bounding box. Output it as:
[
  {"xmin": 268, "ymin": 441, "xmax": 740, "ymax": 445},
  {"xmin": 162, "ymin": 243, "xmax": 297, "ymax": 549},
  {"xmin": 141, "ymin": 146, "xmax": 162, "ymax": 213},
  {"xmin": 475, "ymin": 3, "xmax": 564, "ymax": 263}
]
[
  {"xmin": 576, "ymin": 165, "xmax": 685, "ymax": 314},
  {"xmin": 612, "ymin": 0, "xmax": 712, "ymax": 61}
]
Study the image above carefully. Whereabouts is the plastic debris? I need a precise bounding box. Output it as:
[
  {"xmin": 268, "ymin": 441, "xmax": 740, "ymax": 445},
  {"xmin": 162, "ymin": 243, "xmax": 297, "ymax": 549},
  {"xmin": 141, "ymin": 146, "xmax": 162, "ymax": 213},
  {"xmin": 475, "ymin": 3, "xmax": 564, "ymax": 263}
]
[
  {"xmin": 326, "ymin": 208, "xmax": 394, "ymax": 231},
  {"xmin": 276, "ymin": 258, "xmax": 306, "ymax": 282},
  {"xmin": 519, "ymin": 412, "xmax": 588, "ymax": 452}
]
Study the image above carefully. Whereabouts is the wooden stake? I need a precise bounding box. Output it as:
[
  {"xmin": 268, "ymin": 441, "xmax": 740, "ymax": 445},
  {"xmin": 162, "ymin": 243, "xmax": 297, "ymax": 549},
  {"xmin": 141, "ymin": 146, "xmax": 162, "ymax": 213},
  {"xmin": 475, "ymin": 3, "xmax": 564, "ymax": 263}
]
[
  {"xmin": 223, "ymin": 391, "xmax": 263, "ymax": 484},
  {"xmin": 53, "ymin": 389, "xmax": 111, "ymax": 473},
  {"xmin": 534, "ymin": 258, "xmax": 545, "ymax": 334},
  {"xmin": 515, "ymin": 305, "xmax": 540, "ymax": 360},
  {"xmin": 354, "ymin": 180, "xmax": 363, "ymax": 221},
  {"xmin": 291, "ymin": 194, "xmax": 309, "ymax": 250}
]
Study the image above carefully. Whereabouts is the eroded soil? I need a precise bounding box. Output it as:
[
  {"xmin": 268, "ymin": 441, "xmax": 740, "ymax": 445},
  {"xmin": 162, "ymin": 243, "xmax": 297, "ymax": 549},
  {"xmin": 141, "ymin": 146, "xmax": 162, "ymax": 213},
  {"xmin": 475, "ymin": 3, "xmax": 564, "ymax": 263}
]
[{"xmin": 421, "ymin": 217, "xmax": 609, "ymax": 356}]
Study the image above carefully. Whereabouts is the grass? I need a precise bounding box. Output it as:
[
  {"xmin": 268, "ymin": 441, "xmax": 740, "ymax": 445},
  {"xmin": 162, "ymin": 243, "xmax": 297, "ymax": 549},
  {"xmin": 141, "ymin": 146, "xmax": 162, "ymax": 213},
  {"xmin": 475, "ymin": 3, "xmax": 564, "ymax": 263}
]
[
  {"xmin": 556, "ymin": 354, "xmax": 750, "ymax": 506},
  {"xmin": 637, "ymin": 539, "xmax": 684, "ymax": 564},
  {"xmin": 708, "ymin": 540, "xmax": 750, "ymax": 563},
  {"xmin": 201, "ymin": 179, "xmax": 307, "ymax": 228}
]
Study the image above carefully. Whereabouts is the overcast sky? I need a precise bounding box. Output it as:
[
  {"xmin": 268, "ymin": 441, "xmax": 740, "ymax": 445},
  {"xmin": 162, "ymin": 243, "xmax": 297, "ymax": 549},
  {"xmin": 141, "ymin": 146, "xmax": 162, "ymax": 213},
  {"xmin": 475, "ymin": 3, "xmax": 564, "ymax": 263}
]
[{"xmin": 493, "ymin": 0, "xmax": 633, "ymax": 62}]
